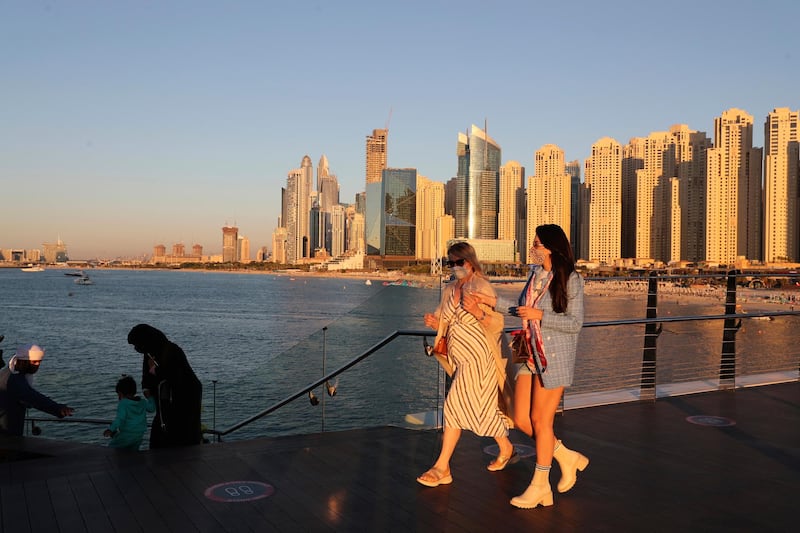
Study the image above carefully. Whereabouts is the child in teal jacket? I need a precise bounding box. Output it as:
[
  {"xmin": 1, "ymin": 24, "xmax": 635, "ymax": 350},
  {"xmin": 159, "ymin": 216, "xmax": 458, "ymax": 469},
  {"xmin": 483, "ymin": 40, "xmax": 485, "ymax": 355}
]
[{"xmin": 104, "ymin": 375, "xmax": 155, "ymax": 450}]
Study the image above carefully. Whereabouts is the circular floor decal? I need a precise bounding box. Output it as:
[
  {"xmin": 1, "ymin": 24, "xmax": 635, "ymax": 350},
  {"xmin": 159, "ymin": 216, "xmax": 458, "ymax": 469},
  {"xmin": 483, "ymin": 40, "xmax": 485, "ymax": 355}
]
[
  {"xmin": 483, "ymin": 443, "xmax": 535, "ymax": 459},
  {"xmin": 204, "ymin": 481, "xmax": 275, "ymax": 502},
  {"xmin": 685, "ymin": 415, "xmax": 736, "ymax": 427}
]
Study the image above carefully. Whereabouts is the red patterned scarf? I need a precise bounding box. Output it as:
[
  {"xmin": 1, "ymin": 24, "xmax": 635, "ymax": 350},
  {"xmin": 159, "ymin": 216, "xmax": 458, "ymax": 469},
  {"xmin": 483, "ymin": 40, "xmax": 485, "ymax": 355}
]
[{"xmin": 523, "ymin": 269, "xmax": 553, "ymax": 374}]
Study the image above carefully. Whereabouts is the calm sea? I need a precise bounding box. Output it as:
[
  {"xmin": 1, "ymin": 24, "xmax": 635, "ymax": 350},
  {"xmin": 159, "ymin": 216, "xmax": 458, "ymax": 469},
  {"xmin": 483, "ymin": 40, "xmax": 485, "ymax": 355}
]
[{"xmin": 0, "ymin": 268, "xmax": 793, "ymax": 446}]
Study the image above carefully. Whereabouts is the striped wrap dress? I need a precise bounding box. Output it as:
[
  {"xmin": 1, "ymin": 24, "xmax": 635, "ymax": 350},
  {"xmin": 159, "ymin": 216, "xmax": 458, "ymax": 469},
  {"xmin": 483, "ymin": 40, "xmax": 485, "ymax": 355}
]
[{"xmin": 438, "ymin": 282, "xmax": 509, "ymax": 438}]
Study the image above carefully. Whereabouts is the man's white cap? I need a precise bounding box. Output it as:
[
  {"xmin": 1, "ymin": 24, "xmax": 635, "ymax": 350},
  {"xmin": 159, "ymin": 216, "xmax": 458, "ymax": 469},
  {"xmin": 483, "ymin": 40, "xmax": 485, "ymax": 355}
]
[{"xmin": 15, "ymin": 344, "xmax": 45, "ymax": 361}]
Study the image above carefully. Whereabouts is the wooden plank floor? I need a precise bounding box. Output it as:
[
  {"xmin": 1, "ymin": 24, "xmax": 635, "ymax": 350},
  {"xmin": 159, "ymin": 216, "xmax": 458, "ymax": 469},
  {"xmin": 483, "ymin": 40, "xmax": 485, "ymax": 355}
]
[{"xmin": 1, "ymin": 381, "xmax": 798, "ymax": 532}]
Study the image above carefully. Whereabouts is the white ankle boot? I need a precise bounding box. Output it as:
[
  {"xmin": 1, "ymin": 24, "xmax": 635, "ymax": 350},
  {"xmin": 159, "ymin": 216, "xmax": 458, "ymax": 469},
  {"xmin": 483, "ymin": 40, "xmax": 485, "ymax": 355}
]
[
  {"xmin": 510, "ymin": 467, "xmax": 553, "ymax": 509},
  {"xmin": 553, "ymin": 440, "xmax": 589, "ymax": 493}
]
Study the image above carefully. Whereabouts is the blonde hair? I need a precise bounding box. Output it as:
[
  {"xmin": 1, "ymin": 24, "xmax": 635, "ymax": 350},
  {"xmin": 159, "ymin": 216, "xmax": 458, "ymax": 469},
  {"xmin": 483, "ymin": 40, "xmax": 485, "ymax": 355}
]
[{"xmin": 447, "ymin": 242, "xmax": 484, "ymax": 276}]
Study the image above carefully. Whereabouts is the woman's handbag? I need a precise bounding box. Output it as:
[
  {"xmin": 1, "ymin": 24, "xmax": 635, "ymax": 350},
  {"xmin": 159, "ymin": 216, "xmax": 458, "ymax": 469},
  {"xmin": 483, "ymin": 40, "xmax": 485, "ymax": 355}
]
[
  {"xmin": 510, "ymin": 329, "xmax": 532, "ymax": 364},
  {"xmin": 424, "ymin": 320, "xmax": 454, "ymax": 377},
  {"xmin": 433, "ymin": 335, "xmax": 447, "ymax": 357}
]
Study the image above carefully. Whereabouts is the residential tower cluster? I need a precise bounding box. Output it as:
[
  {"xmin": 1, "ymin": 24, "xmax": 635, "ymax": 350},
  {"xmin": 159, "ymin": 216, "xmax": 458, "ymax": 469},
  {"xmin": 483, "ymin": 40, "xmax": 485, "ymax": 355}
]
[{"xmin": 273, "ymin": 107, "xmax": 799, "ymax": 271}]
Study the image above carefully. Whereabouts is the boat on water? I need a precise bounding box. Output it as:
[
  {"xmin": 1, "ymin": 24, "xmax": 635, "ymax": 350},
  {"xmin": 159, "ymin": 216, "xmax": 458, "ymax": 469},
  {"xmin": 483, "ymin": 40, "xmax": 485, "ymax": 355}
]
[
  {"xmin": 20, "ymin": 264, "xmax": 45, "ymax": 272},
  {"xmin": 64, "ymin": 270, "xmax": 85, "ymax": 277},
  {"xmin": 74, "ymin": 275, "xmax": 94, "ymax": 285},
  {"xmin": 365, "ymin": 279, "xmax": 372, "ymax": 285}
]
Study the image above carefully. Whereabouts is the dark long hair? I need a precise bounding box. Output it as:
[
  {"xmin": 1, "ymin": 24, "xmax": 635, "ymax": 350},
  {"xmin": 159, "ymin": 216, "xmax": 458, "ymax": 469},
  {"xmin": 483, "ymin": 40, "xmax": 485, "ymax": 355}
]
[{"xmin": 536, "ymin": 224, "xmax": 575, "ymax": 313}]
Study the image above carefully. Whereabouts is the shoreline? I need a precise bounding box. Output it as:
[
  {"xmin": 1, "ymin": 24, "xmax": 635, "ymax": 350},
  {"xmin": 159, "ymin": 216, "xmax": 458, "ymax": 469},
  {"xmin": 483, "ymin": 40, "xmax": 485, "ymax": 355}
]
[{"xmin": 7, "ymin": 264, "xmax": 797, "ymax": 310}]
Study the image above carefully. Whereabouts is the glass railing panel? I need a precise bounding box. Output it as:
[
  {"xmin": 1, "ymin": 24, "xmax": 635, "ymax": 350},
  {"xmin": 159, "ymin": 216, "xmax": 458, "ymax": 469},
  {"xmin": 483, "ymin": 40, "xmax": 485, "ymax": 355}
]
[
  {"xmin": 5, "ymin": 269, "xmax": 798, "ymax": 445},
  {"xmin": 654, "ymin": 319, "xmax": 723, "ymax": 385},
  {"xmin": 569, "ymin": 324, "xmax": 645, "ymax": 395},
  {"xmin": 207, "ymin": 283, "xmax": 445, "ymax": 440},
  {"xmin": 736, "ymin": 314, "xmax": 800, "ymax": 377}
]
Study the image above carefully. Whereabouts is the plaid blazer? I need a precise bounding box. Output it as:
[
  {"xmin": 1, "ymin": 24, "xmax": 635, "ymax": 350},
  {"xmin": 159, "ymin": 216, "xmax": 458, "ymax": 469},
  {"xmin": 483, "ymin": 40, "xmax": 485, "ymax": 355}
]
[{"xmin": 523, "ymin": 269, "xmax": 584, "ymax": 388}]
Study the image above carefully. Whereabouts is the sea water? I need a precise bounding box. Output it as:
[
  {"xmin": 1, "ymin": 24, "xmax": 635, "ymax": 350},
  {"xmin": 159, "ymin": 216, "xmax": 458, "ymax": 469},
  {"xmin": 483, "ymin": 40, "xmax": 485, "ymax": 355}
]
[{"xmin": 0, "ymin": 268, "xmax": 794, "ymax": 445}]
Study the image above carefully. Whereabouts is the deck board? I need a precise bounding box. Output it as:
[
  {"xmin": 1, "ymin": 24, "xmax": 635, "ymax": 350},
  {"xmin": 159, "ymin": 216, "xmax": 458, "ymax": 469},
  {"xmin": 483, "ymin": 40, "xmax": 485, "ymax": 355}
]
[
  {"xmin": 70, "ymin": 472, "xmax": 115, "ymax": 533},
  {"xmin": 1, "ymin": 381, "xmax": 798, "ymax": 532}
]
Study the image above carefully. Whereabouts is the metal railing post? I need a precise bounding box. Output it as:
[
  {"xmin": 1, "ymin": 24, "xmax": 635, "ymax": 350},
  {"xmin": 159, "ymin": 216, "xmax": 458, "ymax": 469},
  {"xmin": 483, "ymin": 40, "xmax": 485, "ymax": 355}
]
[
  {"xmin": 640, "ymin": 272, "xmax": 662, "ymax": 401},
  {"xmin": 719, "ymin": 270, "xmax": 741, "ymax": 390},
  {"xmin": 212, "ymin": 380, "xmax": 218, "ymax": 443},
  {"xmin": 321, "ymin": 326, "xmax": 327, "ymax": 432}
]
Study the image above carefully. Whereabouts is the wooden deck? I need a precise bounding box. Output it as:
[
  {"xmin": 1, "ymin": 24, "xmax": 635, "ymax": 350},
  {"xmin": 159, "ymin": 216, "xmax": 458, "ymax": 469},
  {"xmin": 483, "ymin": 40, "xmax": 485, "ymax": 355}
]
[{"xmin": 1, "ymin": 381, "xmax": 798, "ymax": 532}]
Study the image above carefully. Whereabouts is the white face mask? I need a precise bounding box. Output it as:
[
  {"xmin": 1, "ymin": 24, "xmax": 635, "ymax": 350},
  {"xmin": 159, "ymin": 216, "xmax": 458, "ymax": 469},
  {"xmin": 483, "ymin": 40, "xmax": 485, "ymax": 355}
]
[{"xmin": 452, "ymin": 266, "xmax": 468, "ymax": 279}]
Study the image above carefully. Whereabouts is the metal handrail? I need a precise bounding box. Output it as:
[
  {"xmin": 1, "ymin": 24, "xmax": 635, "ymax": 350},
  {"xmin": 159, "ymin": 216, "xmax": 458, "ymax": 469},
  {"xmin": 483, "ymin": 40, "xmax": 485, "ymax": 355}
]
[
  {"xmin": 212, "ymin": 329, "xmax": 414, "ymax": 437},
  {"xmin": 207, "ymin": 309, "xmax": 799, "ymax": 439},
  {"xmin": 24, "ymin": 309, "xmax": 800, "ymax": 437},
  {"xmin": 23, "ymin": 270, "xmax": 800, "ymax": 440}
]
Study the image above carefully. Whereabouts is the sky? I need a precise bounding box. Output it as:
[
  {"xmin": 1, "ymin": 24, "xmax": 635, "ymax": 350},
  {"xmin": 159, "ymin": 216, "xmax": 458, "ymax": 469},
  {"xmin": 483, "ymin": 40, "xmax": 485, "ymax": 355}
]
[{"xmin": 2, "ymin": 0, "xmax": 799, "ymax": 259}]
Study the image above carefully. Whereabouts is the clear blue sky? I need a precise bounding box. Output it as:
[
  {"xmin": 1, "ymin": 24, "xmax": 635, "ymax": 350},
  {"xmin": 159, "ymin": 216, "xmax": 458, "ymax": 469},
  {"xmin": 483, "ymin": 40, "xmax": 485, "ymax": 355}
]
[{"xmin": 2, "ymin": 0, "xmax": 798, "ymax": 259}]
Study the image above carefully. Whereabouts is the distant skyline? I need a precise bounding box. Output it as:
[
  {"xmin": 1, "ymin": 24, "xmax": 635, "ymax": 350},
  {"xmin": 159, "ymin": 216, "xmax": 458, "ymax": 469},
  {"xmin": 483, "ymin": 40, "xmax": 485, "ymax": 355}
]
[{"xmin": 3, "ymin": 1, "xmax": 799, "ymax": 259}]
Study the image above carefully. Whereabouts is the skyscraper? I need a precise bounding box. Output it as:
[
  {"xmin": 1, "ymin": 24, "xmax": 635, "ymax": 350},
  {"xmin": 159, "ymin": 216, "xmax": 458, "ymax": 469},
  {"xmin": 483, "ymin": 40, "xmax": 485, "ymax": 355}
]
[
  {"xmin": 365, "ymin": 180, "xmax": 382, "ymax": 255},
  {"xmin": 706, "ymin": 108, "xmax": 763, "ymax": 264},
  {"xmin": 416, "ymin": 175, "xmax": 445, "ymax": 260},
  {"xmin": 621, "ymin": 138, "xmax": 645, "ymax": 259},
  {"xmin": 764, "ymin": 107, "xmax": 799, "ymax": 263},
  {"xmin": 222, "ymin": 225, "xmax": 238, "ymax": 263},
  {"xmin": 285, "ymin": 156, "xmax": 314, "ymax": 263},
  {"xmin": 347, "ymin": 207, "xmax": 365, "ymax": 255},
  {"xmin": 499, "ymin": 160, "xmax": 525, "ymax": 262},
  {"xmin": 237, "ymin": 235, "xmax": 250, "ymax": 263},
  {"xmin": 627, "ymin": 125, "xmax": 711, "ymax": 264},
  {"xmin": 42, "ymin": 238, "xmax": 68, "ymax": 263},
  {"xmin": 633, "ymin": 131, "xmax": 677, "ymax": 262},
  {"xmin": 566, "ymin": 160, "xmax": 582, "ymax": 260},
  {"xmin": 365, "ymin": 129, "xmax": 388, "ymax": 185},
  {"xmin": 317, "ymin": 154, "xmax": 340, "ymax": 213},
  {"xmin": 672, "ymin": 124, "xmax": 712, "ymax": 263},
  {"xmin": 271, "ymin": 226, "xmax": 288, "ymax": 264},
  {"xmin": 455, "ymin": 124, "xmax": 501, "ymax": 239},
  {"xmin": 331, "ymin": 204, "xmax": 346, "ymax": 258},
  {"xmin": 584, "ymin": 137, "xmax": 622, "ymax": 263},
  {"xmin": 382, "ymin": 168, "xmax": 417, "ymax": 256},
  {"xmin": 527, "ymin": 146, "xmax": 572, "ymax": 262}
]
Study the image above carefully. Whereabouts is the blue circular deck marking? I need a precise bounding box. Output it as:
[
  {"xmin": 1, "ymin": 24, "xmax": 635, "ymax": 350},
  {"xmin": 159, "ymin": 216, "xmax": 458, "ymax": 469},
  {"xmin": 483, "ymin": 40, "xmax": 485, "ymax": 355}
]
[
  {"xmin": 484, "ymin": 443, "xmax": 535, "ymax": 458},
  {"xmin": 204, "ymin": 481, "xmax": 275, "ymax": 502},
  {"xmin": 686, "ymin": 415, "xmax": 736, "ymax": 427}
]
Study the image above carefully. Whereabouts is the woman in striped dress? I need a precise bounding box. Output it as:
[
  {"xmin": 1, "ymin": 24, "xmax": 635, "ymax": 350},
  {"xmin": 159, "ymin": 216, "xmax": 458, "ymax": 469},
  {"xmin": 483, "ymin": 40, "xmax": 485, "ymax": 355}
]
[{"xmin": 417, "ymin": 242, "xmax": 515, "ymax": 487}]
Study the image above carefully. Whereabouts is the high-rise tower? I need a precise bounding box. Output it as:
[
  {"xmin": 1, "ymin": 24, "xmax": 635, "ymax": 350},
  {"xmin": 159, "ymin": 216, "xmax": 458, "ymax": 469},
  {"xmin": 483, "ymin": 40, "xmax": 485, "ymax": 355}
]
[
  {"xmin": 633, "ymin": 131, "xmax": 677, "ymax": 263},
  {"xmin": 566, "ymin": 160, "xmax": 582, "ymax": 260},
  {"xmin": 222, "ymin": 225, "xmax": 238, "ymax": 263},
  {"xmin": 621, "ymin": 138, "xmax": 645, "ymax": 259},
  {"xmin": 764, "ymin": 107, "xmax": 799, "ymax": 263},
  {"xmin": 365, "ymin": 129, "xmax": 388, "ymax": 185},
  {"xmin": 416, "ymin": 175, "xmax": 445, "ymax": 260},
  {"xmin": 455, "ymin": 124, "xmax": 501, "ymax": 239},
  {"xmin": 527, "ymin": 146, "xmax": 572, "ymax": 262},
  {"xmin": 285, "ymin": 155, "xmax": 314, "ymax": 263},
  {"xmin": 584, "ymin": 137, "xmax": 622, "ymax": 263},
  {"xmin": 317, "ymin": 154, "xmax": 340, "ymax": 213},
  {"xmin": 499, "ymin": 160, "xmax": 525, "ymax": 261},
  {"xmin": 672, "ymin": 124, "xmax": 712, "ymax": 263},
  {"xmin": 706, "ymin": 108, "xmax": 763, "ymax": 264}
]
